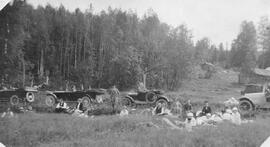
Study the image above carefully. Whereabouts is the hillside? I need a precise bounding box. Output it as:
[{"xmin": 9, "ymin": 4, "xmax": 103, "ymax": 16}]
[{"xmin": 170, "ymin": 67, "xmax": 243, "ymax": 104}]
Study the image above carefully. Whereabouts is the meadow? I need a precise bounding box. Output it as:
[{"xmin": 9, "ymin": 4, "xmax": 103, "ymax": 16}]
[
  {"xmin": 0, "ymin": 112, "xmax": 269, "ymax": 147},
  {"xmin": 1, "ymin": 69, "xmax": 269, "ymax": 147}
]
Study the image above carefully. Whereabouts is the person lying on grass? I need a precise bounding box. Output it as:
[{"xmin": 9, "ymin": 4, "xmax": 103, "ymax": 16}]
[
  {"xmin": 162, "ymin": 112, "xmax": 196, "ymax": 131},
  {"xmin": 196, "ymin": 113, "xmax": 218, "ymax": 126},
  {"xmin": 1, "ymin": 107, "xmax": 14, "ymax": 118}
]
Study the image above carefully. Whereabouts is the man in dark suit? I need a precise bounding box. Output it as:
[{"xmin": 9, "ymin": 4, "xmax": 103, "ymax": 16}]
[{"xmin": 201, "ymin": 101, "xmax": 212, "ymax": 116}]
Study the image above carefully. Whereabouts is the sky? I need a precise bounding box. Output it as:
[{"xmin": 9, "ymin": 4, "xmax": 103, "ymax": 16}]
[{"xmin": 2, "ymin": 0, "xmax": 270, "ymax": 45}]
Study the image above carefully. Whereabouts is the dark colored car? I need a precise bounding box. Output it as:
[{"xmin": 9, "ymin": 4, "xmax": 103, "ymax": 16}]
[
  {"xmin": 122, "ymin": 90, "xmax": 171, "ymax": 107},
  {"xmin": 0, "ymin": 88, "xmax": 37, "ymax": 106},
  {"xmin": 45, "ymin": 89, "xmax": 106, "ymax": 107}
]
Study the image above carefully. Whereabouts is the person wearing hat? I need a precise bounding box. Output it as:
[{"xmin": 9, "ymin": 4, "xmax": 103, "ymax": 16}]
[
  {"xmin": 184, "ymin": 112, "xmax": 196, "ymax": 131},
  {"xmin": 222, "ymin": 108, "xmax": 232, "ymax": 121},
  {"xmin": 231, "ymin": 107, "xmax": 241, "ymax": 125}
]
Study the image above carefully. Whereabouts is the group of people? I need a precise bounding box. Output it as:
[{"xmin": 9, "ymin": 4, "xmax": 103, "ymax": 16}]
[
  {"xmin": 54, "ymin": 85, "xmax": 121, "ymax": 117},
  {"xmin": 54, "ymin": 98, "xmax": 89, "ymax": 117},
  {"xmin": 149, "ymin": 98, "xmax": 247, "ymax": 131}
]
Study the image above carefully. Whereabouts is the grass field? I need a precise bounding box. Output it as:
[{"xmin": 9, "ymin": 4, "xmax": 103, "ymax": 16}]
[
  {"xmin": 0, "ymin": 113, "xmax": 269, "ymax": 147},
  {"xmin": 1, "ymin": 68, "xmax": 269, "ymax": 147}
]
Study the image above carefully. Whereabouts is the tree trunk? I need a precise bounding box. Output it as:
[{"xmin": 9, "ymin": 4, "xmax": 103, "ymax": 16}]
[
  {"xmin": 39, "ymin": 48, "xmax": 44, "ymax": 77},
  {"xmin": 22, "ymin": 57, "xmax": 25, "ymax": 87}
]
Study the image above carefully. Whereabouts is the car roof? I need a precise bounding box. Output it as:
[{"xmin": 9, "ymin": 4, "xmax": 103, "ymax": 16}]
[{"xmin": 245, "ymin": 84, "xmax": 262, "ymax": 86}]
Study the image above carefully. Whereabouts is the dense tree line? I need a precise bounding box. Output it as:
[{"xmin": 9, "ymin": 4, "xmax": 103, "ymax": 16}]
[{"xmin": 1, "ymin": 1, "xmax": 268, "ymax": 90}]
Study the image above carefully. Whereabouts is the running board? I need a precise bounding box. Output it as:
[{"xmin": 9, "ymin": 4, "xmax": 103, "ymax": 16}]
[{"xmin": 134, "ymin": 100, "xmax": 155, "ymax": 105}]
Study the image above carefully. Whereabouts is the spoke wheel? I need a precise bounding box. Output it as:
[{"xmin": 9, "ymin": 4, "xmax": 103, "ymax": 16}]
[
  {"xmin": 239, "ymin": 99, "xmax": 254, "ymax": 114},
  {"xmin": 82, "ymin": 96, "xmax": 91, "ymax": 107},
  {"xmin": 146, "ymin": 92, "xmax": 157, "ymax": 103},
  {"xmin": 10, "ymin": 95, "xmax": 19, "ymax": 105},
  {"xmin": 122, "ymin": 98, "xmax": 133, "ymax": 107},
  {"xmin": 45, "ymin": 95, "xmax": 55, "ymax": 107}
]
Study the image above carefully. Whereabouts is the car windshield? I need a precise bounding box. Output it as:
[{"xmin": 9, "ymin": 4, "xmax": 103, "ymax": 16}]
[{"xmin": 244, "ymin": 85, "xmax": 263, "ymax": 93}]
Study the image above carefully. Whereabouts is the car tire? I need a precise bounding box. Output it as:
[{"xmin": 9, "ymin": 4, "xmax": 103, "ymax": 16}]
[
  {"xmin": 146, "ymin": 92, "xmax": 157, "ymax": 103},
  {"xmin": 45, "ymin": 95, "xmax": 56, "ymax": 107},
  {"xmin": 122, "ymin": 97, "xmax": 133, "ymax": 107},
  {"xmin": 239, "ymin": 99, "xmax": 254, "ymax": 114},
  {"xmin": 26, "ymin": 92, "xmax": 35, "ymax": 103},
  {"xmin": 82, "ymin": 96, "xmax": 91, "ymax": 107},
  {"xmin": 155, "ymin": 98, "xmax": 168, "ymax": 108},
  {"xmin": 10, "ymin": 95, "xmax": 19, "ymax": 105}
]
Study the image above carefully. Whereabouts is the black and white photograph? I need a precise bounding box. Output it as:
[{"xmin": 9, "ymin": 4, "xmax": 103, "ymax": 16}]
[{"xmin": 1, "ymin": 0, "xmax": 270, "ymax": 146}]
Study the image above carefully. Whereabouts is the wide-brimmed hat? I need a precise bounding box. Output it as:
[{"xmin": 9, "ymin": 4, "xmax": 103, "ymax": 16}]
[
  {"xmin": 226, "ymin": 109, "xmax": 232, "ymax": 114},
  {"xmin": 232, "ymin": 107, "xmax": 238, "ymax": 112},
  {"xmin": 187, "ymin": 112, "xmax": 193, "ymax": 117}
]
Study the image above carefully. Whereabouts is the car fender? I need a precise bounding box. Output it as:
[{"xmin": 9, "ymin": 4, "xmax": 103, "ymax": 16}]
[
  {"xmin": 239, "ymin": 97, "xmax": 255, "ymax": 107},
  {"xmin": 83, "ymin": 94, "xmax": 92, "ymax": 99},
  {"xmin": 241, "ymin": 93, "xmax": 266, "ymax": 106},
  {"xmin": 46, "ymin": 92, "xmax": 57, "ymax": 99},
  {"xmin": 124, "ymin": 95, "xmax": 135, "ymax": 103},
  {"xmin": 157, "ymin": 95, "xmax": 170, "ymax": 102}
]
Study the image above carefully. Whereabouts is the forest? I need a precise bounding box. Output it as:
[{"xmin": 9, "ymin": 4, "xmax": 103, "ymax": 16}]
[{"xmin": 0, "ymin": 0, "xmax": 270, "ymax": 90}]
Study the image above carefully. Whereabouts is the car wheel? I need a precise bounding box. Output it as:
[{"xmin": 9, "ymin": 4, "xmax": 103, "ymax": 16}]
[
  {"xmin": 156, "ymin": 98, "xmax": 168, "ymax": 108},
  {"xmin": 26, "ymin": 92, "xmax": 35, "ymax": 103},
  {"xmin": 146, "ymin": 92, "xmax": 157, "ymax": 103},
  {"xmin": 45, "ymin": 95, "xmax": 56, "ymax": 107},
  {"xmin": 122, "ymin": 97, "xmax": 133, "ymax": 107},
  {"xmin": 239, "ymin": 99, "xmax": 254, "ymax": 114},
  {"xmin": 10, "ymin": 95, "xmax": 19, "ymax": 105},
  {"xmin": 82, "ymin": 96, "xmax": 91, "ymax": 107}
]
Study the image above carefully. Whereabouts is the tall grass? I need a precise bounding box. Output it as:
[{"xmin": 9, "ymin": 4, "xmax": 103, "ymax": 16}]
[{"xmin": 0, "ymin": 113, "xmax": 269, "ymax": 147}]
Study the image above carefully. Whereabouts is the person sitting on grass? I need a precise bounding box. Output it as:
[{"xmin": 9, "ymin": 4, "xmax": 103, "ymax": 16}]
[
  {"xmin": 222, "ymin": 108, "xmax": 232, "ymax": 121},
  {"xmin": 231, "ymin": 107, "xmax": 241, "ymax": 125},
  {"xmin": 120, "ymin": 106, "xmax": 129, "ymax": 117},
  {"xmin": 1, "ymin": 107, "xmax": 14, "ymax": 118},
  {"xmin": 183, "ymin": 99, "xmax": 193, "ymax": 115},
  {"xmin": 55, "ymin": 99, "xmax": 68, "ymax": 113},
  {"xmin": 184, "ymin": 112, "xmax": 197, "ymax": 131},
  {"xmin": 73, "ymin": 98, "xmax": 84, "ymax": 115},
  {"xmin": 152, "ymin": 102, "xmax": 165, "ymax": 115},
  {"xmin": 201, "ymin": 101, "xmax": 212, "ymax": 116}
]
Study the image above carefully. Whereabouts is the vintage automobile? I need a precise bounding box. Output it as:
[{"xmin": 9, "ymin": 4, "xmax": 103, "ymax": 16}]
[
  {"xmin": 239, "ymin": 83, "xmax": 270, "ymax": 113},
  {"xmin": 122, "ymin": 89, "xmax": 171, "ymax": 107},
  {"xmin": 45, "ymin": 89, "xmax": 106, "ymax": 107},
  {"xmin": 0, "ymin": 87, "xmax": 37, "ymax": 106}
]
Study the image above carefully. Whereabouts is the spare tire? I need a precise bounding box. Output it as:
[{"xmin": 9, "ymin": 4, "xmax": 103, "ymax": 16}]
[
  {"xmin": 45, "ymin": 95, "xmax": 56, "ymax": 107},
  {"xmin": 26, "ymin": 92, "xmax": 35, "ymax": 102},
  {"xmin": 82, "ymin": 96, "xmax": 91, "ymax": 107},
  {"xmin": 146, "ymin": 92, "xmax": 157, "ymax": 103},
  {"xmin": 10, "ymin": 95, "xmax": 19, "ymax": 105}
]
